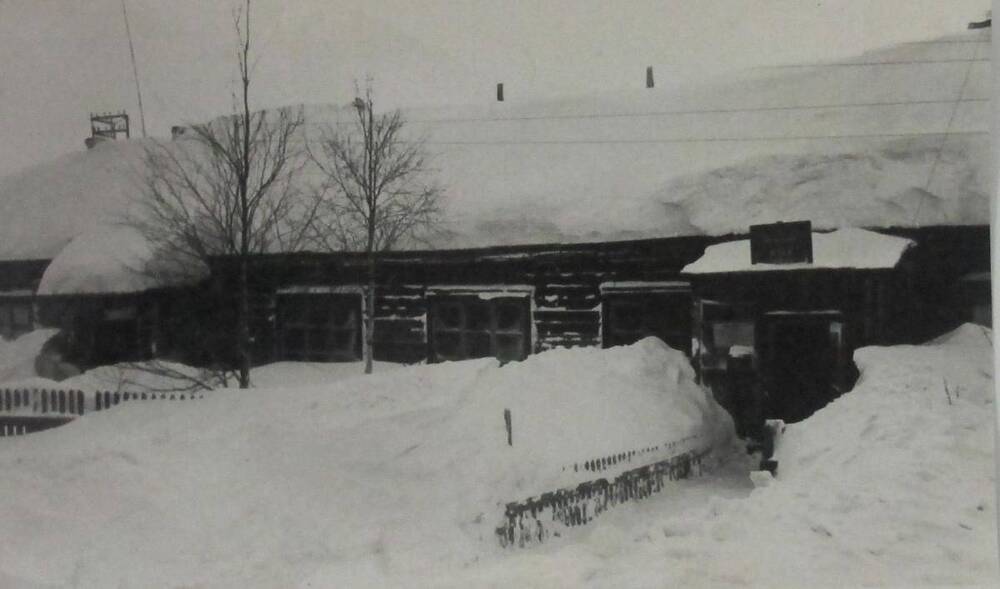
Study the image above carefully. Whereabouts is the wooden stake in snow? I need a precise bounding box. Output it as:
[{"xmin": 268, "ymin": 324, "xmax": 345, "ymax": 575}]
[
  {"xmin": 497, "ymin": 83, "xmax": 504, "ymax": 102},
  {"xmin": 646, "ymin": 66, "xmax": 654, "ymax": 89},
  {"xmin": 504, "ymin": 408, "xmax": 512, "ymax": 446}
]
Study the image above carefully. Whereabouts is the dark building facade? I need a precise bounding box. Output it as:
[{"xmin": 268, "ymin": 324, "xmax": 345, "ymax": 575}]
[
  {"xmin": 1, "ymin": 223, "xmax": 989, "ymax": 429},
  {"xmin": 683, "ymin": 224, "xmax": 990, "ymax": 429},
  {"xmin": 206, "ymin": 234, "xmax": 721, "ymax": 366}
]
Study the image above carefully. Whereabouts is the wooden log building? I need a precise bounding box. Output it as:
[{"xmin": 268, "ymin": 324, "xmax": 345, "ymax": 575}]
[{"xmin": 0, "ymin": 222, "xmax": 990, "ymax": 429}]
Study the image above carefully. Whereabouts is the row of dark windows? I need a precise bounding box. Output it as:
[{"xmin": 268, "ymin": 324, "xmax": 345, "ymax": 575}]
[{"xmin": 273, "ymin": 291, "xmax": 690, "ymax": 364}]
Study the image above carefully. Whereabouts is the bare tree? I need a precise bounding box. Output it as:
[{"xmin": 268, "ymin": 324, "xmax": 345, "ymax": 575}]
[
  {"xmin": 309, "ymin": 83, "xmax": 442, "ymax": 374},
  {"xmin": 130, "ymin": 0, "xmax": 314, "ymax": 388}
]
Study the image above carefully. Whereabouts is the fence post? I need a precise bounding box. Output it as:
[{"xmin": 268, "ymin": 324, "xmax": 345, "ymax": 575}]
[{"xmin": 504, "ymin": 408, "xmax": 512, "ymax": 446}]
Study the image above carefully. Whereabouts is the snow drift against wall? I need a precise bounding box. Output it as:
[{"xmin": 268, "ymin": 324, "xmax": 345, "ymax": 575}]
[
  {"xmin": 0, "ymin": 328, "xmax": 58, "ymax": 384},
  {"xmin": 425, "ymin": 324, "xmax": 997, "ymax": 587}
]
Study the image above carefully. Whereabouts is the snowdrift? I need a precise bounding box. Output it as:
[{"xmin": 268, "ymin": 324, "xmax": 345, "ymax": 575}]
[
  {"xmin": 480, "ymin": 324, "xmax": 995, "ymax": 588},
  {"xmin": 0, "ymin": 337, "xmax": 733, "ymax": 587},
  {"xmin": 0, "ymin": 329, "xmax": 59, "ymax": 385}
]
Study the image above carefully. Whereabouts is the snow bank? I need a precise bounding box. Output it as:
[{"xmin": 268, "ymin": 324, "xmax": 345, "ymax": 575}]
[
  {"xmin": 248, "ymin": 360, "xmax": 407, "ymax": 389},
  {"xmin": 452, "ymin": 324, "xmax": 995, "ymax": 587},
  {"xmin": 0, "ymin": 337, "xmax": 732, "ymax": 587},
  {"xmin": 682, "ymin": 227, "xmax": 915, "ymax": 274},
  {"xmin": 3, "ymin": 359, "xmax": 409, "ymax": 393},
  {"xmin": 0, "ymin": 329, "xmax": 58, "ymax": 384}
]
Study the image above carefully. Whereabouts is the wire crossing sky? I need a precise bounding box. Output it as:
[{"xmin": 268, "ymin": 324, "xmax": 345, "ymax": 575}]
[{"xmin": 0, "ymin": 0, "xmax": 989, "ymax": 179}]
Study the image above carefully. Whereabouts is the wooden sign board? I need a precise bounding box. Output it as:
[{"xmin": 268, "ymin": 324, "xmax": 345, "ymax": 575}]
[{"xmin": 749, "ymin": 221, "xmax": 813, "ymax": 264}]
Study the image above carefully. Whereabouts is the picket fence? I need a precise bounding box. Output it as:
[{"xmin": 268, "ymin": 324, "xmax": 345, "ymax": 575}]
[
  {"xmin": 496, "ymin": 444, "xmax": 713, "ymax": 548},
  {"xmin": 0, "ymin": 387, "xmax": 203, "ymax": 437}
]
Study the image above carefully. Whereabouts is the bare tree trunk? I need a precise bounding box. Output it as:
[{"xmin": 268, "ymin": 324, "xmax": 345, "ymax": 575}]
[
  {"xmin": 365, "ymin": 253, "xmax": 375, "ymax": 374},
  {"xmin": 308, "ymin": 81, "xmax": 442, "ymax": 375},
  {"xmin": 364, "ymin": 92, "xmax": 376, "ymax": 375},
  {"xmin": 238, "ymin": 255, "xmax": 251, "ymax": 388},
  {"xmin": 237, "ymin": 0, "xmax": 252, "ymax": 389}
]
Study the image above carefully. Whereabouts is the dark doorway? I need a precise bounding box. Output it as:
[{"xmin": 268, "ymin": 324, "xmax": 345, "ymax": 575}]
[
  {"xmin": 760, "ymin": 315, "xmax": 842, "ymax": 423},
  {"xmin": 92, "ymin": 318, "xmax": 141, "ymax": 365}
]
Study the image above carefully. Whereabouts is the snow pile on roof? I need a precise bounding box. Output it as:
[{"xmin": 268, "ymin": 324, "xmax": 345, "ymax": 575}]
[
  {"xmin": 0, "ymin": 140, "xmax": 148, "ymax": 262},
  {"xmin": 0, "ymin": 328, "xmax": 58, "ymax": 383},
  {"xmin": 682, "ymin": 227, "xmax": 915, "ymax": 274},
  {"xmin": 0, "ymin": 29, "xmax": 989, "ymax": 268},
  {"xmin": 646, "ymin": 135, "xmax": 990, "ymax": 238},
  {"xmin": 0, "ymin": 337, "xmax": 733, "ymax": 587},
  {"xmin": 36, "ymin": 226, "xmax": 208, "ymax": 295}
]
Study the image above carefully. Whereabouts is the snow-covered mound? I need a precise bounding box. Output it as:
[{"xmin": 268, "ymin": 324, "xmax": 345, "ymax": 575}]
[
  {"xmin": 0, "ymin": 29, "xmax": 988, "ymax": 267},
  {"xmin": 0, "ymin": 338, "xmax": 733, "ymax": 587},
  {"xmin": 36, "ymin": 226, "xmax": 208, "ymax": 295},
  {"xmin": 0, "ymin": 140, "xmax": 147, "ymax": 262},
  {"xmin": 650, "ymin": 135, "xmax": 989, "ymax": 237},
  {"xmin": 2, "ymin": 359, "xmax": 409, "ymax": 393},
  {"xmin": 745, "ymin": 324, "xmax": 997, "ymax": 586},
  {"xmin": 0, "ymin": 329, "xmax": 59, "ymax": 384},
  {"xmin": 482, "ymin": 324, "xmax": 994, "ymax": 587}
]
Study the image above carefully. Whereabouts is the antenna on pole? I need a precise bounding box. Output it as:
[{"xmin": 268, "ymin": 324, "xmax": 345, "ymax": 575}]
[{"xmin": 121, "ymin": 0, "xmax": 147, "ymax": 138}]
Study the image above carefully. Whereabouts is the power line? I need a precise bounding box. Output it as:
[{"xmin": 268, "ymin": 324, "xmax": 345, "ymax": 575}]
[
  {"xmin": 308, "ymin": 97, "xmax": 988, "ymax": 127},
  {"xmin": 901, "ymin": 38, "xmax": 990, "ymax": 45},
  {"xmin": 406, "ymin": 130, "xmax": 987, "ymax": 147},
  {"xmin": 761, "ymin": 57, "xmax": 989, "ymax": 69},
  {"xmin": 912, "ymin": 30, "xmax": 985, "ymax": 225}
]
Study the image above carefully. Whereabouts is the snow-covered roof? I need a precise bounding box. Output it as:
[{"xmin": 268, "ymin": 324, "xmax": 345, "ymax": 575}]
[
  {"xmin": 37, "ymin": 227, "xmax": 208, "ymax": 296},
  {"xmin": 0, "ymin": 28, "xmax": 989, "ymax": 294},
  {"xmin": 681, "ymin": 228, "xmax": 915, "ymax": 275}
]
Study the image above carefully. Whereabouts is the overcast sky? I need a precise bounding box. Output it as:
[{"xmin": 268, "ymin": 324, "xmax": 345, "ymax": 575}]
[{"xmin": 0, "ymin": 0, "xmax": 989, "ymax": 178}]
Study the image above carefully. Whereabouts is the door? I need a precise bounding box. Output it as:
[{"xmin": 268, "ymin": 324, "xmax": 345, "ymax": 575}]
[{"xmin": 761, "ymin": 315, "xmax": 843, "ymax": 423}]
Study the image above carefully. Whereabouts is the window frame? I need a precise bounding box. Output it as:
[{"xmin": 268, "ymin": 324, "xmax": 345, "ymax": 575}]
[
  {"xmin": 276, "ymin": 292, "xmax": 362, "ymax": 362},
  {"xmin": 427, "ymin": 292, "xmax": 531, "ymax": 363}
]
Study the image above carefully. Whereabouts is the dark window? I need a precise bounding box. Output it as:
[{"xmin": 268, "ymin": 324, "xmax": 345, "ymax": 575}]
[
  {"xmin": 0, "ymin": 300, "xmax": 33, "ymax": 340},
  {"xmin": 277, "ymin": 293, "xmax": 361, "ymax": 362},
  {"xmin": 603, "ymin": 292, "xmax": 691, "ymax": 353},
  {"xmin": 428, "ymin": 296, "xmax": 529, "ymax": 363}
]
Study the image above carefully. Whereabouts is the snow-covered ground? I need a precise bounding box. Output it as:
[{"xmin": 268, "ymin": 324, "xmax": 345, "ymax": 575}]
[
  {"xmin": 0, "ymin": 327, "xmax": 994, "ymax": 587},
  {"xmin": 0, "ymin": 328, "xmax": 406, "ymax": 395},
  {"xmin": 441, "ymin": 324, "xmax": 998, "ymax": 588},
  {"xmin": 0, "ymin": 337, "xmax": 736, "ymax": 588}
]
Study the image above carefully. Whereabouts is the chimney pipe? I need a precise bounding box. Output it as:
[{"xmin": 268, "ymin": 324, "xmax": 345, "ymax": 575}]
[
  {"xmin": 496, "ymin": 83, "xmax": 504, "ymax": 102},
  {"xmin": 646, "ymin": 66, "xmax": 654, "ymax": 89}
]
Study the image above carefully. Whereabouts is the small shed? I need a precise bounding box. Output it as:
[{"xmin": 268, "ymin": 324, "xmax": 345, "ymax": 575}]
[{"xmin": 682, "ymin": 224, "xmax": 916, "ymax": 429}]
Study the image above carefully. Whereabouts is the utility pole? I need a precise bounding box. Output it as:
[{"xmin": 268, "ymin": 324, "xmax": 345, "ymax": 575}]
[{"xmin": 121, "ymin": 0, "xmax": 147, "ymax": 137}]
